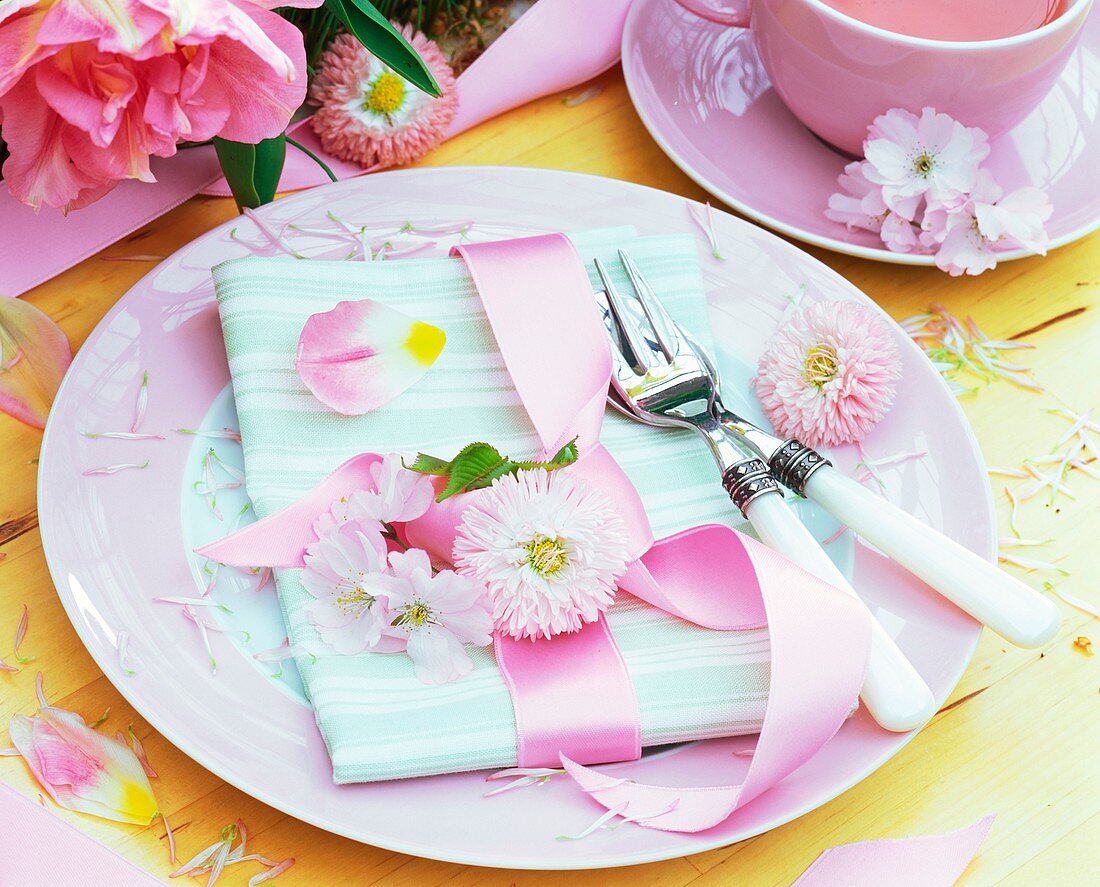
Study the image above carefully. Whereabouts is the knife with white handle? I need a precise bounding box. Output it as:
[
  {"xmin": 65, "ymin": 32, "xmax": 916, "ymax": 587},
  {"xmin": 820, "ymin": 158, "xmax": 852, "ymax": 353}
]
[
  {"xmin": 724, "ymin": 428, "xmax": 1062, "ymax": 650},
  {"xmin": 738, "ymin": 482, "xmax": 937, "ymax": 731}
]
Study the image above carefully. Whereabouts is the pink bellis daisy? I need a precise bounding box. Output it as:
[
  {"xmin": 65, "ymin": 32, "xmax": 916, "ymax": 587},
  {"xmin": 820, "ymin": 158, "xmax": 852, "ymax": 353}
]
[
  {"xmin": 752, "ymin": 301, "xmax": 902, "ymax": 449},
  {"xmin": 452, "ymin": 468, "xmax": 630, "ymax": 641},
  {"xmin": 308, "ymin": 27, "xmax": 458, "ymax": 169},
  {"xmin": 375, "ymin": 548, "xmax": 493, "ymax": 685}
]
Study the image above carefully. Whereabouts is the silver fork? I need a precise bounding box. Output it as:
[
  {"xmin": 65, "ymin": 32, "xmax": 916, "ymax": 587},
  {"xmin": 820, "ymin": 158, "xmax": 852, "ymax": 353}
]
[
  {"xmin": 609, "ymin": 253, "xmax": 1060, "ymax": 654},
  {"xmin": 597, "ymin": 252, "xmax": 936, "ymax": 732}
]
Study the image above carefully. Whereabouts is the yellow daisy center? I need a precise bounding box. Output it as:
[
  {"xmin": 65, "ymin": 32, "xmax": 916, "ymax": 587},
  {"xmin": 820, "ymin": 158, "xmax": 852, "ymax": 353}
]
[
  {"xmin": 365, "ymin": 71, "xmax": 406, "ymax": 115},
  {"xmin": 525, "ymin": 535, "xmax": 568, "ymax": 577},
  {"xmin": 804, "ymin": 344, "xmax": 839, "ymax": 388}
]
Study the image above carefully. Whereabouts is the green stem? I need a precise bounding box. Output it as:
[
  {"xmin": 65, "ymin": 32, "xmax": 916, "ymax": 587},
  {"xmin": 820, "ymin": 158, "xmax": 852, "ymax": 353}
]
[{"xmin": 285, "ymin": 136, "xmax": 338, "ymax": 183}]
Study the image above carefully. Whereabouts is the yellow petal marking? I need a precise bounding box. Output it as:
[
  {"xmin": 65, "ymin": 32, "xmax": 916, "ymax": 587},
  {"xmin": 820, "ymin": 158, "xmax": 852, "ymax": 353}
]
[
  {"xmin": 117, "ymin": 777, "xmax": 159, "ymax": 824},
  {"xmin": 404, "ymin": 321, "xmax": 446, "ymax": 366}
]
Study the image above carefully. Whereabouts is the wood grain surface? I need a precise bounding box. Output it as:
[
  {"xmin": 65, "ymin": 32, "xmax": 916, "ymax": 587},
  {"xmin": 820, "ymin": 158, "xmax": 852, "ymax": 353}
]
[{"xmin": 1, "ymin": 69, "xmax": 1097, "ymax": 886}]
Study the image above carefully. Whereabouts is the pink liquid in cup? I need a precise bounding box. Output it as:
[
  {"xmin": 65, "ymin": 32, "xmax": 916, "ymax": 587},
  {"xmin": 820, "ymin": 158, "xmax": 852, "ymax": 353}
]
[{"xmin": 819, "ymin": 0, "xmax": 1070, "ymax": 41}]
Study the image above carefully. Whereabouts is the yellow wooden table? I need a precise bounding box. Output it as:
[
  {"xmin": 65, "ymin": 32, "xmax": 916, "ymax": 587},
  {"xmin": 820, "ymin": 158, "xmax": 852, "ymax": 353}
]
[{"xmin": 2, "ymin": 69, "xmax": 1098, "ymax": 886}]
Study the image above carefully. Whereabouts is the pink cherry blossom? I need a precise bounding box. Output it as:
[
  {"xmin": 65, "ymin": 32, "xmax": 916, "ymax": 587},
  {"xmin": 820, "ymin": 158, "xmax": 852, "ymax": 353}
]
[
  {"xmin": 879, "ymin": 212, "xmax": 923, "ymax": 253},
  {"xmin": 824, "ymin": 160, "xmax": 887, "ymax": 233},
  {"xmin": 752, "ymin": 300, "xmax": 902, "ymax": 448},
  {"xmin": 0, "ymin": 0, "xmax": 318, "ymax": 211},
  {"xmin": 367, "ymin": 453, "xmax": 435, "ymax": 523},
  {"xmin": 974, "ymin": 186, "xmax": 1052, "ymax": 255},
  {"xmin": 312, "ymin": 454, "xmax": 433, "ymax": 537},
  {"xmin": 309, "ymin": 27, "xmax": 458, "ymax": 169},
  {"xmin": 301, "ymin": 523, "xmax": 393, "ymax": 655},
  {"xmin": 863, "ymin": 107, "xmax": 989, "ymax": 221},
  {"xmin": 922, "ymin": 170, "xmax": 1053, "ymax": 276},
  {"xmin": 313, "ymin": 492, "xmax": 386, "ymax": 539},
  {"xmin": 374, "ymin": 548, "xmax": 493, "ymax": 685}
]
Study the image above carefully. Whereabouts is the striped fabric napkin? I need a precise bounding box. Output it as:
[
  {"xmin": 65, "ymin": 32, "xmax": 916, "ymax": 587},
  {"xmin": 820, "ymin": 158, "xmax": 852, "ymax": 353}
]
[{"xmin": 212, "ymin": 228, "xmax": 772, "ymax": 783}]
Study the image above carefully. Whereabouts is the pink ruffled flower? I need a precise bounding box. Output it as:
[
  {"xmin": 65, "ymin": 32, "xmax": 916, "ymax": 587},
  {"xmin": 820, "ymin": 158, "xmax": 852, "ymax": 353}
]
[
  {"xmin": 0, "ymin": 0, "xmax": 316, "ymax": 211},
  {"xmin": 752, "ymin": 300, "xmax": 902, "ymax": 449},
  {"xmin": 313, "ymin": 454, "xmax": 433, "ymax": 536},
  {"xmin": 308, "ymin": 27, "xmax": 457, "ymax": 169},
  {"xmin": 452, "ymin": 469, "xmax": 630, "ymax": 641},
  {"xmin": 375, "ymin": 548, "xmax": 493, "ymax": 685},
  {"xmin": 301, "ymin": 523, "xmax": 393, "ymax": 655},
  {"xmin": 864, "ymin": 107, "xmax": 989, "ymax": 221}
]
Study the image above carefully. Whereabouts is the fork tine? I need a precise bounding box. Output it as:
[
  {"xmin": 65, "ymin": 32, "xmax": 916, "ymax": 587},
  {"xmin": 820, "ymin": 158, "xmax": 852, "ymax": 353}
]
[
  {"xmin": 594, "ymin": 258, "xmax": 659, "ymax": 375},
  {"xmin": 617, "ymin": 250, "xmax": 685, "ymax": 362}
]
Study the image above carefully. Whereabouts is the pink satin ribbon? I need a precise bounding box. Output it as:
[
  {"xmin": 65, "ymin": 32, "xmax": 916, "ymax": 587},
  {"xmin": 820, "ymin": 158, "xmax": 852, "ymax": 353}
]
[
  {"xmin": 793, "ymin": 816, "xmax": 995, "ymax": 887},
  {"xmin": 200, "ymin": 233, "xmax": 871, "ymax": 833}
]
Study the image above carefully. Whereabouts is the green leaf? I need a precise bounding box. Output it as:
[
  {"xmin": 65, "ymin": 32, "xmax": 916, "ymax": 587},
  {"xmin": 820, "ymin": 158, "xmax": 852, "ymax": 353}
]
[
  {"xmin": 549, "ymin": 437, "xmax": 579, "ymax": 466},
  {"xmin": 213, "ymin": 134, "xmax": 287, "ymax": 212},
  {"xmin": 325, "ymin": 0, "xmax": 442, "ymax": 97},
  {"xmin": 411, "ymin": 438, "xmax": 582, "ymax": 501},
  {"xmin": 438, "ymin": 442, "xmax": 507, "ymax": 501},
  {"xmin": 404, "ymin": 452, "xmax": 452, "ymax": 476}
]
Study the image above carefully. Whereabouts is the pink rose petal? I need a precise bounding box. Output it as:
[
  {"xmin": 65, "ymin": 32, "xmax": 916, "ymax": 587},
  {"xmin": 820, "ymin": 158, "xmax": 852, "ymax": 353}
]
[{"xmin": 295, "ymin": 298, "xmax": 445, "ymax": 415}]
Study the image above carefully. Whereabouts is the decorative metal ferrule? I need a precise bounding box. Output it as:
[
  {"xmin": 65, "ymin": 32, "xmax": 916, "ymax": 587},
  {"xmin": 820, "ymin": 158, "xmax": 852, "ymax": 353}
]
[
  {"xmin": 722, "ymin": 457, "xmax": 780, "ymax": 516},
  {"xmin": 768, "ymin": 439, "xmax": 831, "ymax": 495}
]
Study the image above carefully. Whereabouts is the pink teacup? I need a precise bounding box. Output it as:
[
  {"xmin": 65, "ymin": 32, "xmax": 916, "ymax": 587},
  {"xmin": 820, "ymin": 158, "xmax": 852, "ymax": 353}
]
[{"xmin": 674, "ymin": 0, "xmax": 1095, "ymax": 155}]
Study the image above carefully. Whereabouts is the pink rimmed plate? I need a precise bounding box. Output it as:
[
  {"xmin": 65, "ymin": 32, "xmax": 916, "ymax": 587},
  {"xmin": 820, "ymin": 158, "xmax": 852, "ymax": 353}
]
[
  {"xmin": 38, "ymin": 167, "xmax": 989, "ymax": 869},
  {"xmin": 622, "ymin": 0, "xmax": 1100, "ymax": 264}
]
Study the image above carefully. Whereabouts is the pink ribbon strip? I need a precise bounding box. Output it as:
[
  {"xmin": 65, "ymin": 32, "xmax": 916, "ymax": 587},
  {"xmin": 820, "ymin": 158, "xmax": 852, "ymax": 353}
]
[
  {"xmin": 200, "ymin": 233, "xmax": 871, "ymax": 831},
  {"xmin": 793, "ymin": 816, "xmax": 995, "ymax": 887},
  {"xmin": 496, "ymin": 615, "xmax": 642, "ymax": 769}
]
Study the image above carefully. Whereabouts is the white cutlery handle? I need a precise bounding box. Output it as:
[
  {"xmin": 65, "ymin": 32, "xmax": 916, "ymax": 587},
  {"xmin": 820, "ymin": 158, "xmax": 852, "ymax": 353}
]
[
  {"xmin": 745, "ymin": 493, "xmax": 936, "ymax": 732},
  {"xmin": 803, "ymin": 465, "xmax": 1061, "ymax": 648}
]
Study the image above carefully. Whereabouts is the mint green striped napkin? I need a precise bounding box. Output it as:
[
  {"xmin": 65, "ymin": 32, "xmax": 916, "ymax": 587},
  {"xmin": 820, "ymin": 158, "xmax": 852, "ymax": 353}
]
[{"xmin": 212, "ymin": 228, "xmax": 770, "ymax": 783}]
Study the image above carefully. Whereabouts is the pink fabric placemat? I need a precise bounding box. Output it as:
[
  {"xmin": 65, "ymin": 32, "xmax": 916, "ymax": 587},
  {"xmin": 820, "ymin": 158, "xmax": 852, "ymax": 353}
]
[
  {"xmin": 0, "ymin": 149, "xmax": 221, "ymax": 298},
  {"xmin": 0, "ymin": 781, "xmax": 162, "ymax": 885}
]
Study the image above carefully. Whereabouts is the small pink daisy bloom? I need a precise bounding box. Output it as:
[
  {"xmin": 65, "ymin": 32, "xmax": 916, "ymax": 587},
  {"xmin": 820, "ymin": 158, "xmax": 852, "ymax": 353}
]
[
  {"xmin": 301, "ymin": 523, "xmax": 392, "ymax": 655},
  {"xmin": 752, "ymin": 301, "xmax": 902, "ymax": 449},
  {"xmin": 309, "ymin": 27, "xmax": 458, "ymax": 169},
  {"xmin": 313, "ymin": 454, "xmax": 434, "ymax": 537},
  {"xmin": 864, "ymin": 107, "xmax": 989, "ymax": 221},
  {"xmin": 374, "ymin": 548, "xmax": 493, "ymax": 685},
  {"xmin": 452, "ymin": 469, "xmax": 630, "ymax": 641}
]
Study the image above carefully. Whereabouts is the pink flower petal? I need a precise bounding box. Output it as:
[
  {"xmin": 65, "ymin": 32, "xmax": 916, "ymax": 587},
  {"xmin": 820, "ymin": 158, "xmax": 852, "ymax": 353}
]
[
  {"xmin": 296, "ymin": 299, "xmax": 445, "ymax": 415},
  {"xmin": 0, "ymin": 296, "xmax": 72, "ymax": 429},
  {"xmin": 9, "ymin": 699, "xmax": 159, "ymax": 824}
]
